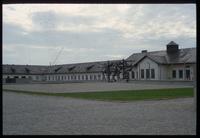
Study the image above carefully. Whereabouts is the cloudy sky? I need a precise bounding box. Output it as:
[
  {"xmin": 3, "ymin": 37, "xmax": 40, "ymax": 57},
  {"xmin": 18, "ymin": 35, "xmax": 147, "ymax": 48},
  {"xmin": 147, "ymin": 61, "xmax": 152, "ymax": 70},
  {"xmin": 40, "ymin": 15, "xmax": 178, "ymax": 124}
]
[{"xmin": 3, "ymin": 4, "xmax": 196, "ymax": 65}]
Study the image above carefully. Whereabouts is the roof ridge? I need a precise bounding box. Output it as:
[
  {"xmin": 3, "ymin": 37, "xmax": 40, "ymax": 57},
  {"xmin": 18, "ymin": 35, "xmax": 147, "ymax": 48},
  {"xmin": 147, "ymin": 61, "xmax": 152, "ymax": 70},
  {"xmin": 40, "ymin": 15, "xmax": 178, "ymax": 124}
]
[{"xmin": 128, "ymin": 47, "xmax": 196, "ymax": 56}]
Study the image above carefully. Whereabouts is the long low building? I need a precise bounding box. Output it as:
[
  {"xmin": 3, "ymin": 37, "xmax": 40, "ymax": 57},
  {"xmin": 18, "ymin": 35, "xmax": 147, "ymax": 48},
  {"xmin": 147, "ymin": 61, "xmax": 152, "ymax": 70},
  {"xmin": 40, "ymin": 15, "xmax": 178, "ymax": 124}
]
[{"xmin": 2, "ymin": 41, "xmax": 196, "ymax": 83}]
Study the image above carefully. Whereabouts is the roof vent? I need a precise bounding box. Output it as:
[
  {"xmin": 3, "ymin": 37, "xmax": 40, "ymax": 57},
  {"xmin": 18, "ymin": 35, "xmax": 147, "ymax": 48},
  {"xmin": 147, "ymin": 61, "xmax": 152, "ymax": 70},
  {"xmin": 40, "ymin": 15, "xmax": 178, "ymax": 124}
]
[
  {"xmin": 167, "ymin": 41, "xmax": 179, "ymax": 53},
  {"xmin": 141, "ymin": 50, "xmax": 147, "ymax": 53}
]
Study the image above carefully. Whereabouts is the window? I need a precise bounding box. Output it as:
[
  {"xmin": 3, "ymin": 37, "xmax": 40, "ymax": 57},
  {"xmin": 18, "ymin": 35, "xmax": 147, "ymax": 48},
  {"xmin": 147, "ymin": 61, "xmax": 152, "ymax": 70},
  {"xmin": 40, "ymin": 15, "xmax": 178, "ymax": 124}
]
[
  {"xmin": 44, "ymin": 76, "xmax": 47, "ymax": 80},
  {"xmin": 85, "ymin": 75, "xmax": 88, "ymax": 80},
  {"xmin": 146, "ymin": 69, "xmax": 150, "ymax": 79},
  {"xmin": 179, "ymin": 70, "xmax": 183, "ymax": 79},
  {"xmin": 94, "ymin": 75, "xmax": 96, "ymax": 80},
  {"xmin": 82, "ymin": 75, "xmax": 84, "ymax": 80},
  {"xmin": 141, "ymin": 69, "xmax": 144, "ymax": 79},
  {"xmin": 22, "ymin": 76, "xmax": 26, "ymax": 78},
  {"xmin": 74, "ymin": 75, "xmax": 76, "ymax": 80},
  {"xmin": 98, "ymin": 74, "xmax": 101, "ymax": 80},
  {"xmin": 132, "ymin": 71, "xmax": 135, "ymax": 79},
  {"xmin": 151, "ymin": 69, "xmax": 155, "ymax": 79},
  {"xmin": 186, "ymin": 69, "xmax": 190, "ymax": 80},
  {"xmin": 90, "ymin": 75, "xmax": 92, "ymax": 80},
  {"xmin": 172, "ymin": 70, "xmax": 176, "ymax": 78},
  {"xmin": 78, "ymin": 75, "xmax": 80, "ymax": 80}
]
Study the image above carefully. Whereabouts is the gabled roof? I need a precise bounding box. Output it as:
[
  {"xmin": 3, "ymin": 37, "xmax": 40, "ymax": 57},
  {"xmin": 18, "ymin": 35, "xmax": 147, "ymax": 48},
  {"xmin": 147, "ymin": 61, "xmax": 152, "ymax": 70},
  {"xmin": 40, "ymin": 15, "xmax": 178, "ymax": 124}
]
[
  {"xmin": 2, "ymin": 60, "xmax": 120, "ymax": 75},
  {"xmin": 126, "ymin": 47, "xmax": 196, "ymax": 65},
  {"xmin": 167, "ymin": 41, "xmax": 178, "ymax": 46},
  {"xmin": 3, "ymin": 47, "xmax": 196, "ymax": 75},
  {"xmin": 3, "ymin": 65, "xmax": 48, "ymax": 74}
]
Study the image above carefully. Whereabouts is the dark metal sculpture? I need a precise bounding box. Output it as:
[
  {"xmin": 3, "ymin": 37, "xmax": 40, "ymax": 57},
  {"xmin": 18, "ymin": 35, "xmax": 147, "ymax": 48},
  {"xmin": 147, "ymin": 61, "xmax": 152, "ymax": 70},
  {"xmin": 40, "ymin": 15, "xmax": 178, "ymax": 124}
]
[
  {"xmin": 102, "ymin": 59, "xmax": 134, "ymax": 82},
  {"xmin": 25, "ymin": 68, "xmax": 30, "ymax": 74},
  {"xmin": 10, "ymin": 67, "xmax": 16, "ymax": 73}
]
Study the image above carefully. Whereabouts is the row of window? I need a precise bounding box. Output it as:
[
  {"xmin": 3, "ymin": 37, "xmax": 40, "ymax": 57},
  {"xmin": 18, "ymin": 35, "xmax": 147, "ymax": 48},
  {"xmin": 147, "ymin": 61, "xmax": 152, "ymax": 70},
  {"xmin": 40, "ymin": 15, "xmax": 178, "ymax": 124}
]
[
  {"xmin": 172, "ymin": 69, "xmax": 190, "ymax": 79},
  {"xmin": 6, "ymin": 76, "xmax": 31, "ymax": 79},
  {"xmin": 5, "ymin": 69, "xmax": 191, "ymax": 81},
  {"xmin": 140, "ymin": 69, "xmax": 155, "ymax": 79},
  {"xmin": 47, "ymin": 74, "xmax": 102, "ymax": 81}
]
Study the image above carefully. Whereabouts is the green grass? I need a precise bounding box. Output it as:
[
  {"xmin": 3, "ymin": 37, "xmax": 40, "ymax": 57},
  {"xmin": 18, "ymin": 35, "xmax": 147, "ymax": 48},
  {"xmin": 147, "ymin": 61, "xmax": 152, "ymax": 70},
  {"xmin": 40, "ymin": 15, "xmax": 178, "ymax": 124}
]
[{"xmin": 3, "ymin": 88, "xmax": 193, "ymax": 102}]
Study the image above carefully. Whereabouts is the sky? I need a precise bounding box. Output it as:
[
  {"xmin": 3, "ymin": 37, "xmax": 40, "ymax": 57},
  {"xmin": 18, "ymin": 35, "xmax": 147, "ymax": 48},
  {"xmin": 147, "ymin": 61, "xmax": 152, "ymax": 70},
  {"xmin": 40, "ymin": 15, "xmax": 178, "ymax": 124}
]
[{"xmin": 3, "ymin": 4, "xmax": 196, "ymax": 65}]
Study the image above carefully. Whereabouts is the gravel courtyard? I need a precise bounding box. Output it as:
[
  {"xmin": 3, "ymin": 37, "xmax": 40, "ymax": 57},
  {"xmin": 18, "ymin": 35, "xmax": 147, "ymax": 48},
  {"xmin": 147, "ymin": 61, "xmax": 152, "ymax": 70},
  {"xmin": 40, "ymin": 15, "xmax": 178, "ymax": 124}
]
[
  {"xmin": 3, "ymin": 91, "xmax": 196, "ymax": 135},
  {"xmin": 3, "ymin": 82, "xmax": 192, "ymax": 93}
]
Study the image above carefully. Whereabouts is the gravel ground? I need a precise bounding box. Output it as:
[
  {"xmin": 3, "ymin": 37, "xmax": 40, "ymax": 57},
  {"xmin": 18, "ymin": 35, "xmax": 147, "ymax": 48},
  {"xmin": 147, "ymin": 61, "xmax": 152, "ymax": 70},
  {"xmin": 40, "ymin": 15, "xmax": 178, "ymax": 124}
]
[
  {"xmin": 3, "ymin": 82, "xmax": 192, "ymax": 93},
  {"xmin": 3, "ymin": 91, "xmax": 196, "ymax": 135}
]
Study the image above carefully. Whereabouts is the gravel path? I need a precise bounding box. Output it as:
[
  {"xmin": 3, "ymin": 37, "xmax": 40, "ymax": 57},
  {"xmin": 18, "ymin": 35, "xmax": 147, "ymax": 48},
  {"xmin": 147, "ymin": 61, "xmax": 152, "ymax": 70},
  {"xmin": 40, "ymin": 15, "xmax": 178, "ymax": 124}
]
[
  {"xmin": 3, "ymin": 82, "xmax": 192, "ymax": 93},
  {"xmin": 3, "ymin": 91, "xmax": 196, "ymax": 135}
]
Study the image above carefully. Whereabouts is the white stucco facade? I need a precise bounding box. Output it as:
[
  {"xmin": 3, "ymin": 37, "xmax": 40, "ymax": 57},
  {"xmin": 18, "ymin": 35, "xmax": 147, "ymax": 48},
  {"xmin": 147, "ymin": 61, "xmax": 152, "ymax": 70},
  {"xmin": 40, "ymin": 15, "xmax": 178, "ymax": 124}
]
[
  {"xmin": 128, "ymin": 57, "xmax": 195, "ymax": 81},
  {"xmin": 136, "ymin": 57, "xmax": 159, "ymax": 80}
]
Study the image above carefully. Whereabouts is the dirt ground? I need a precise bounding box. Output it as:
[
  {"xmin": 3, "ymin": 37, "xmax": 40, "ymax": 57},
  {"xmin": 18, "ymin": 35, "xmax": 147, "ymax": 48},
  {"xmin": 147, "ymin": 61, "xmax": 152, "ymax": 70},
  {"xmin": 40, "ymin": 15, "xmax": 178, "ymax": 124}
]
[{"xmin": 3, "ymin": 92, "xmax": 196, "ymax": 135}]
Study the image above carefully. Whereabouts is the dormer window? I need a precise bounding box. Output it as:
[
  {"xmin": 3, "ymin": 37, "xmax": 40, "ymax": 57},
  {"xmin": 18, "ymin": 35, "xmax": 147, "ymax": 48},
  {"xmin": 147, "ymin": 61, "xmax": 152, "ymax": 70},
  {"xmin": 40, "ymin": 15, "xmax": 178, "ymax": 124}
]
[
  {"xmin": 86, "ymin": 65, "xmax": 95, "ymax": 71},
  {"xmin": 54, "ymin": 66, "xmax": 62, "ymax": 73},
  {"xmin": 68, "ymin": 66, "xmax": 76, "ymax": 71}
]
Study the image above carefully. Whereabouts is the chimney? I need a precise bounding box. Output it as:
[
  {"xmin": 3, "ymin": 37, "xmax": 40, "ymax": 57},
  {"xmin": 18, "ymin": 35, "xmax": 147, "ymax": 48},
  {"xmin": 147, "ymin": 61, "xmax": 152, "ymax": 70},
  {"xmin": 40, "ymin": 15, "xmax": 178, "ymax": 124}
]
[
  {"xmin": 167, "ymin": 41, "xmax": 179, "ymax": 53},
  {"xmin": 141, "ymin": 50, "xmax": 147, "ymax": 53}
]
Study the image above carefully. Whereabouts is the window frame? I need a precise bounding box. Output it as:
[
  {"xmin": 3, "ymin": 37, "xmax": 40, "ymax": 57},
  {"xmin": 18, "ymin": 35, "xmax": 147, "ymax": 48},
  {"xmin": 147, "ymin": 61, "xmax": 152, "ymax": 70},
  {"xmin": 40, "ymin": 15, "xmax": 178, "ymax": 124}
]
[
  {"xmin": 172, "ymin": 70, "xmax": 176, "ymax": 79},
  {"xmin": 179, "ymin": 69, "xmax": 183, "ymax": 79},
  {"xmin": 151, "ymin": 69, "xmax": 155, "ymax": 79},
  {"xmin": 141, "ymin": 69, "xmax": 144, "ymax": 79},
  {"xmin": 132, "ymin": 71, "xmax": 135, "ymax": 79},
  {"xmin": 146, "ymin": 69, "xmax": 150, "ymax": 79}
]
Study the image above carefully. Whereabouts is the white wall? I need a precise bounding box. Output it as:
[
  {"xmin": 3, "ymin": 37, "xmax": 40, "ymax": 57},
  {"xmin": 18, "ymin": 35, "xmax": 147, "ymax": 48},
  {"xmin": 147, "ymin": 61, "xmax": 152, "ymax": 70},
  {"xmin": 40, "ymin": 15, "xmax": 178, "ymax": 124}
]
[
  {"xmin": 137, "ymin": 57, "xmax": 159, "ymax": 80},
  {"xmin": 159, "ymin": 65, "xmax": 168, "ymax": 80},
  {"xmin": 130, "ymin": 67, "xmax": 138, "ymax": 80},
  {"xmin": 167, "ymin": 64, "xmax": 194, "ymax": 80},
  {"xmin": 45, "ymin": 73, "xmax": 103, "ymax": 82}
]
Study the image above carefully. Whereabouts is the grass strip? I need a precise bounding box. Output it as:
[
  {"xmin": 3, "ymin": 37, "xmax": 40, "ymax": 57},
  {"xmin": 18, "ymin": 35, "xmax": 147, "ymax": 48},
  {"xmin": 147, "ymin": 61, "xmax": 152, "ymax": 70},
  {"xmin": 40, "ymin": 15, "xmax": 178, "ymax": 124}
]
[{"xmin": 3, "ymin": 88, "xmax": 193, "ymax": 101}]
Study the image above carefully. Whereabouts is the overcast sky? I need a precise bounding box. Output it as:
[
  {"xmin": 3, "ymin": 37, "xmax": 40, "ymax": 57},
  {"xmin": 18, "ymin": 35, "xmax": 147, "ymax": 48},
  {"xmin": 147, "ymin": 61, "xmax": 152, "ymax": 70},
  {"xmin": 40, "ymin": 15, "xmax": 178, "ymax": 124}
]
[{"xmin": 3, "ymin": 4, "xmax": 196, "ymax": 65}]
